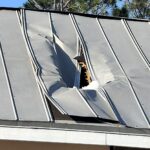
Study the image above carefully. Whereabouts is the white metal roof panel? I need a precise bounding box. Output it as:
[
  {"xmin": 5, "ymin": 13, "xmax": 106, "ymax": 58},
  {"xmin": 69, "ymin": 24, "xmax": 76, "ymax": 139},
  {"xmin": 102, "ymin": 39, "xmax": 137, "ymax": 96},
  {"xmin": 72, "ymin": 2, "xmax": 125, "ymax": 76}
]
[
  {"xmin": 127, "ymin": 21, "xmax": 150, "ymax": 61},
  {"xmin": 0, "ymin": 10, "xmax": 50, "ymax": 121},
  {"xmin": 73, "ymin": 15, "xmax": 149, "ymax": 127},
  {"xmin": 0, "ymin": 45, "xmax": 17, "ymax": 120},
  {"xmin": 100, "ymin": 18, "xmax": 150, "ymax": 125}
]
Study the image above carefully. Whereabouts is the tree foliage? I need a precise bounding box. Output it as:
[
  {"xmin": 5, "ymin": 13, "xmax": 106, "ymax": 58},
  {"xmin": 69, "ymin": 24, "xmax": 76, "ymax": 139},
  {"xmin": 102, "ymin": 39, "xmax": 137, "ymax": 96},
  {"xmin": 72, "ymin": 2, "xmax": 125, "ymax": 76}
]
[
  {"xmin": 112, "ymin": 0, "xmax": 150, "ymax": 19},
  {"xmin": 24, "ymin": 0, "xmax": 116, "ymax": 15},
  {"xmin": 126, "ymin": 0, "xmax": 150, "ymax": 19},
  {"xmin": 112, "ymin": 6, "xmax": 128, "ymax": 17},
  {"xmin": 23, "ymin": 0, "xmax": 150, "ymax": 19}
]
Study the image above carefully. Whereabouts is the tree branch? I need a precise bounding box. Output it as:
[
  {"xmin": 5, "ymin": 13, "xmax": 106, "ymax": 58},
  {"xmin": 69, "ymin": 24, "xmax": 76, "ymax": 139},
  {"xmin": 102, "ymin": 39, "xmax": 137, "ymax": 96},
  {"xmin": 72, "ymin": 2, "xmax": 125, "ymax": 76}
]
[
  {"xmin": 63, "ymin": 0, "xmax": 72, "ymax": 9},
  {"xmin": 29, "ymin": 0, "xmax": 43, "ymax": 9}
]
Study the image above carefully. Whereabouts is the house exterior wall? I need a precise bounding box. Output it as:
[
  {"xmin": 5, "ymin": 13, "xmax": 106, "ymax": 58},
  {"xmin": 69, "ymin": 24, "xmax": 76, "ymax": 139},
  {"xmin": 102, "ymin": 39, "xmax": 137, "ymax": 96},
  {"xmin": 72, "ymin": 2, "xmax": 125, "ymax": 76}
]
[
  {"xmin": 0, "ymin": 141, "xmax": 109, "ymax": 150},
  {"xmin": 0, "ymin": 140, "xmax": 147, "ymax": 150},
  {"xmin": 113, "ymin": 147, "xmax": 148, "ymax": 150}
]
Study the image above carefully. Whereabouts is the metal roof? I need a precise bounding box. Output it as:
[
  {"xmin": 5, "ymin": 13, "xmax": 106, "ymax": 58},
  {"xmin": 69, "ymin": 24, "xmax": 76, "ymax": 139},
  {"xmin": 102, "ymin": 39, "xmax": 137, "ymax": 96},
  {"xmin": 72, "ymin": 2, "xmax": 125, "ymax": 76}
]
[{"xmin": 0, "ymin": 8, "xmax": 150, "ymax": 129}]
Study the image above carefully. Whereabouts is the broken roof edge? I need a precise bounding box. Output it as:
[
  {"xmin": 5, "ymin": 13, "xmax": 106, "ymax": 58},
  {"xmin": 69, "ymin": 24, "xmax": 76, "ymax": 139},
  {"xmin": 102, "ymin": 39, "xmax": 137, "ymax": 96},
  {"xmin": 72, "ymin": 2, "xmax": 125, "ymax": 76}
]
[
  {"xmin": 0, "ymin": 7, "xmax": 149, "ymax": 22},
  {"xmin": 0, "ymin": 122, "xmax": 150, "ymax": 148}
]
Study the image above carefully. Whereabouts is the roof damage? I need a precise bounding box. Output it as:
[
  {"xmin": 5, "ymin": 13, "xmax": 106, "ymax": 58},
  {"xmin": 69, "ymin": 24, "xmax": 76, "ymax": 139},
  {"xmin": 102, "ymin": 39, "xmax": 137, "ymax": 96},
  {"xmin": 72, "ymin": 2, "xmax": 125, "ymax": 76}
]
[{"xmin": 0, "ymin": 8, "xmax": 150, "ymax": 129}]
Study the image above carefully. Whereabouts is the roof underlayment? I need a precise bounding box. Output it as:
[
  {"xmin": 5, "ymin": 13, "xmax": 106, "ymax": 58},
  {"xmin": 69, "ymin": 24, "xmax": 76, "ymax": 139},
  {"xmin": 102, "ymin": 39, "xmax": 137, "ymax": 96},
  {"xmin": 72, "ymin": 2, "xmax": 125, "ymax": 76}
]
[{"xmin": 0, "ymin": 8, "xmax": 150, "ymax": 129}]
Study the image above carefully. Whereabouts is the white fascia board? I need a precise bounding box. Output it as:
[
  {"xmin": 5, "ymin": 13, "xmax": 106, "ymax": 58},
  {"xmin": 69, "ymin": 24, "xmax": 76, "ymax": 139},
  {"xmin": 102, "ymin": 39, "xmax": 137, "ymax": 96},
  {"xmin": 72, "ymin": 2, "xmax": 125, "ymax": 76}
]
[
  {"xmin": 0, "ymin": 126, "xmax": 105, "ymax": 145},
  {"xmin": 0, "ymin": 126, "xmax": 150, "ymax": 149},
  {"xmin": 107, "ymin": 133, "xmax": 150, "ymax": 149}
]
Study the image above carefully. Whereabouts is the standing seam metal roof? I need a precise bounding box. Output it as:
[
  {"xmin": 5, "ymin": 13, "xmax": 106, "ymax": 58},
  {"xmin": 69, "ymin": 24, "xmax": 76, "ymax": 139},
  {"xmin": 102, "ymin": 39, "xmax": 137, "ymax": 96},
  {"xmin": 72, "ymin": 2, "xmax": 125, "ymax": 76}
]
[{"xmin": 0, "ymin": 8, "xmax": 150, "ymax": 129}]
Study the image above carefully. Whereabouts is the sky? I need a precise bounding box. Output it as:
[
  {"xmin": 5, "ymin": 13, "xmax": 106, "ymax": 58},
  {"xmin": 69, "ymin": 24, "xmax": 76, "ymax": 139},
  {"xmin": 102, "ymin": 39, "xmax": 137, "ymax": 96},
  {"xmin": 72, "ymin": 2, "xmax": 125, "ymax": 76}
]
[
  {"xmin": 0, "ymin": 0, "xmax": 124, "ymax": 8},
  {"xmin": 0, "ymin": 0, "xmax": 27, "ymax": 7},
  {"xmin": 117, "ymin": 0, "xmax": 125, "ymax": 8}
]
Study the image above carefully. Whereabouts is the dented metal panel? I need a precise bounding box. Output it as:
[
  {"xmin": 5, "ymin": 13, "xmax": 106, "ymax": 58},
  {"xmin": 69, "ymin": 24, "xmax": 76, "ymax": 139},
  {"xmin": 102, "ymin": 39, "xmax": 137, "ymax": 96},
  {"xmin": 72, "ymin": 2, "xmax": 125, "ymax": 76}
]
[
  {"xmin": 100, "ymin": 19, "xmax": 150, "ymax": 126},
  {"xmin": 74, "ymin": 16, "xmax": 149, "ymax": 127},
  {"xmin": 50, "ymin": 13, "xmax": 77, "ymax": 87},
  {"xmin": 50, "ymin": 13, "xmax": 77, "ymax": 56},
  {"xmin": 24, "ymin": 10, "xmax": 96, "ymax": 117},
  {"xmin": 73, "ymin": 15, "xmax": 118, "ymax": 121},
  {"xmin": 80, "ymin": 89, "xmax": 118, "ymax": 120},
  {"xmin": 53, "ymin": 88, "xmax": 96, "ymax": 117}
]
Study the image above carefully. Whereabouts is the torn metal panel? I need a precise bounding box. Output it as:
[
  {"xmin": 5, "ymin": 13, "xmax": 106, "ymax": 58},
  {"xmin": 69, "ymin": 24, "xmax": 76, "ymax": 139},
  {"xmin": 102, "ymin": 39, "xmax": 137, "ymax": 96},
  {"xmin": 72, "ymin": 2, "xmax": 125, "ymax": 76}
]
[
  {"xmin": 53, "ymin": 88, "xmax": 96, "ymax": 117},
  {"xmin": 74, "ymin": 15, "xmax": 149, "ymax": 128},
  {"xmin": 24, "ymin": 10, "xmax": 96, "ymax": 117},
  {"xmin": 100, "ymin": 18, "xmax": 150, "ymax": 126},
  {"xmin": 80, "ymin": 89, "xmax": 118, "ymax": 121},
  {"xmin": 72, "ymin": 15, "xmax": 118, "ymax": 121},
  {"xmin": 0, "ymin": 10, "xmax": 50, "ymax": 121},
  {"xmin": 74, "ymin": 15, "xmax": 120, "ymax": 85},
  {"xmin": 50, "ymin": 13, "xmax": 78, "ymax": 87},
  {"xmin": 50, "ymin": 13, "xmax": 77, "ymax": 57}
]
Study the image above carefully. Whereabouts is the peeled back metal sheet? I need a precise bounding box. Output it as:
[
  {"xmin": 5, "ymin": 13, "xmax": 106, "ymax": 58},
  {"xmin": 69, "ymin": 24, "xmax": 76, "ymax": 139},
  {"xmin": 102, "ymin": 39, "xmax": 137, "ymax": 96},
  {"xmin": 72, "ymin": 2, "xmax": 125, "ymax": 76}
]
[
  {"xmin": 53, "ymin": 88, "xmax": 95, "ymax": 116},
  {"xmin": 100, "ymin": 18, "xmax": 150, "ymax": 127},
  {"xmin": 0, "ymin": 10, "xmax": 49, "ymax": 121},
  {"xmin": 25, "ymin": 10, "xmax": 95, "ymax": 117},
  {"xmin": 51, "ymin": 13, "xmax": 77, "ymax": 57},
  {"xmin": 74, "ymin": 15, "xmax": 149, "ymax": 128},
  {"xmin": 50, "ymin": 13, "xmax": 77, "ymax": 87},
  {"xmin": 74, "ymin": 16, "xmax": 118, "ymax": 121},
  {"xmin": 80, "ymin": 89, "xmax": 118, "ymax": 120},
  {"xmin": 24, "ymin": 10, "xmax": 70, "ymax": 95}
]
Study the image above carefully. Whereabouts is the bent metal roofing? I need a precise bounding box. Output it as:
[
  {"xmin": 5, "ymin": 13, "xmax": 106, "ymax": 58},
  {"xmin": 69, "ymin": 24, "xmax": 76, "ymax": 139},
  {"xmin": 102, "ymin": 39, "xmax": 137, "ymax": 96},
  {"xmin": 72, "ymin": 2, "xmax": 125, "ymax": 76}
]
[{"xmin": 0, "ymin": 8, "xmax": 150, "ymax": 130}]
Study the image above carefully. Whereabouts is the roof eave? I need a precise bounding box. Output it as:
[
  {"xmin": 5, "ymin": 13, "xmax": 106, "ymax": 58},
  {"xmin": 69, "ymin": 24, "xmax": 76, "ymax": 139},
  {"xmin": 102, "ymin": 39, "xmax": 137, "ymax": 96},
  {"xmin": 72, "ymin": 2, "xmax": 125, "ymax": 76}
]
[{"xmin": 0, "ymin": 121, "xmax": 150, "ymax": 148}]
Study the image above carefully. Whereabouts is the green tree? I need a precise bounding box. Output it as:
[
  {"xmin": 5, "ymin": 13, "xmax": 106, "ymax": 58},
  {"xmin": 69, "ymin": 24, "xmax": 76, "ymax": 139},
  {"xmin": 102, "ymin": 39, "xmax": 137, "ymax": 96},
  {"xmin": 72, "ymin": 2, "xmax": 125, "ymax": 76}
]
[
  {"xmin": 112, "ymin": 6, "xmax": 128, "ymax": 17},
  {"xmin": 126, "ymin": 0, "xmax": 150, "ymax": 19},
  {"xmin": 23, "ymin": 0, "xmax": 117, "ymax": 15},
  {"xmin": 23, "ymin": 0, "xmax": 150, "ymax": 18}
]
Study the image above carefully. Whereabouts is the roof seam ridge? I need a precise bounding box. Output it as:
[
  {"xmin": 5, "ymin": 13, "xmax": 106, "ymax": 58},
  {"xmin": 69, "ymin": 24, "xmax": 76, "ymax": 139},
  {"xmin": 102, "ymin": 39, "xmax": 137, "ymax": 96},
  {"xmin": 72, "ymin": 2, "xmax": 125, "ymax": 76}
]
[
  {"xmin": 0, "ymin": 43, "xmax": 18, "ymax": 120},
  {"xmin": 121, "ymin": 19, "xmax": 150, "ymax": 125},
  {"xmin": 97, "ymin": 18, "xmax": 149, "ymax": 127}
]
